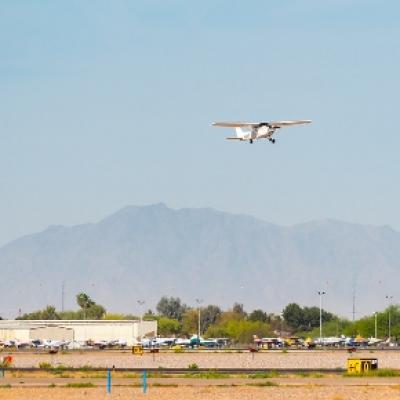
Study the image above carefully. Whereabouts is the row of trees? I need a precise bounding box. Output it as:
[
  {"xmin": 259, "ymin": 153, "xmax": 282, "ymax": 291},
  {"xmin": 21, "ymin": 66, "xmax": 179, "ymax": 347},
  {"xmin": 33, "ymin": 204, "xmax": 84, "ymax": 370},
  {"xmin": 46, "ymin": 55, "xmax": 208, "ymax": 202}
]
[
  {"xmin": 152, "ymin": 297, "xmax": 400, "ymax": 341},
  {"xmin": 16, "ymin": 294, "xmax": 400, "ymax": 343},
  {"xmin": 17, "ymin": 293, "xmax": 107, "ymax": 320},
  {"xmin": 152, "ymin": 298, "xmax": 275, "ymax": 342}
]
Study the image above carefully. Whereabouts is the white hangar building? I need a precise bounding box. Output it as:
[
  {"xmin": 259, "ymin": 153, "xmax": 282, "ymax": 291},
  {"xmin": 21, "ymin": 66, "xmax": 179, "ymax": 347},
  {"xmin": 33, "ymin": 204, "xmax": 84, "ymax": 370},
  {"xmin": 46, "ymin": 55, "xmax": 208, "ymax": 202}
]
[{"xmin": 0, "ymin": 319, "xmax": 157, "ymax": 346}]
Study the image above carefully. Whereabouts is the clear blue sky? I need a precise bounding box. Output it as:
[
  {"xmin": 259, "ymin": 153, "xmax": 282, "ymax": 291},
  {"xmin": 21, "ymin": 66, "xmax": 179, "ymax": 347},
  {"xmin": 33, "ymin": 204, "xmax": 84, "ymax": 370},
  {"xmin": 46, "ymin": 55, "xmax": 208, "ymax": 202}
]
[{"xmin": 1, "ymin": 0, "xmax": 399, "ymax": 246}]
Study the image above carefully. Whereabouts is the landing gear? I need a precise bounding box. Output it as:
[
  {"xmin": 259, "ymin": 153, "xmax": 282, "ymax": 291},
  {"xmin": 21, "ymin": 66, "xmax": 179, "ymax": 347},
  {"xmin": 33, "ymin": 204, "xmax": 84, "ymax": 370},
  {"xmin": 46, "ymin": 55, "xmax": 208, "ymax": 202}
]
[
  {"xmin": 269, "ymin": 138, "xmax": 276, "ymax": 144},
  {"xmin": 250, "ymin": 139, "xmax": 253, "ymax": 144}
]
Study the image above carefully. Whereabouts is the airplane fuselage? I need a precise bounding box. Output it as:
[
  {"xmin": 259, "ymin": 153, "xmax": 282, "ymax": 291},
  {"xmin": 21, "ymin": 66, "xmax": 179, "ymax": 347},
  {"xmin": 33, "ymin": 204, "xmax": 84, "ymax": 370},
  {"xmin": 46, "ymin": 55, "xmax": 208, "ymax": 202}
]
[
  {"xmin": 242, "ymin": 125, "xmax": 277, "ymax": 142},
  {"xmin": 253, "ymin": 125, "xmax": 276, "ymax": 139}
]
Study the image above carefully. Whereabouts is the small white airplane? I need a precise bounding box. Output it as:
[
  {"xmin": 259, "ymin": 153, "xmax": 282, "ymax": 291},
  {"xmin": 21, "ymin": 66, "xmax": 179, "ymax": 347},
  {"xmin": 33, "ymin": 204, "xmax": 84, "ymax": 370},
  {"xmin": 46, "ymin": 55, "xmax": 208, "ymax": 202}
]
[
  {"xmin": 141, "ymin": 337, "xmax": 176, "ymax": 348},
  {"xmin": 212, "ymin": 120, "xmax": 312, "ymax": 144},
  {"xmin": 314, "ymin": 336, "xmax": 345, "ymax": 346}
]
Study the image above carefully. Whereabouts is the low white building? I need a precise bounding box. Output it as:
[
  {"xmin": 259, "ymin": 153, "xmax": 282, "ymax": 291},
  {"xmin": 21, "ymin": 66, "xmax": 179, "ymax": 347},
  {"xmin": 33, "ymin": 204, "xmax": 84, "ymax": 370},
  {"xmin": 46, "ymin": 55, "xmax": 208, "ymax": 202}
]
[{"xmin": 0, "ymin": 319, "xmax": 157, "ymax": 346}]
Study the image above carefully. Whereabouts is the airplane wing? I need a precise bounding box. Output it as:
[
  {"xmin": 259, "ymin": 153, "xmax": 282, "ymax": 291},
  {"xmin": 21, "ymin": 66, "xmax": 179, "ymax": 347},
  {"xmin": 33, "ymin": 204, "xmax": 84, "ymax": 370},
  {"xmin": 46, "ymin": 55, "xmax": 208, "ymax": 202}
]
[
  {"xmin": 268, "ymin": 120, "xmax": 312, "ymax": 128},
  {"xmin": 212, "ymin": 120, "xmax": 311, "ymax": 128},
  {"xmin": 212, "ymin": 122, "xmax": 259, "ymax": 128}
]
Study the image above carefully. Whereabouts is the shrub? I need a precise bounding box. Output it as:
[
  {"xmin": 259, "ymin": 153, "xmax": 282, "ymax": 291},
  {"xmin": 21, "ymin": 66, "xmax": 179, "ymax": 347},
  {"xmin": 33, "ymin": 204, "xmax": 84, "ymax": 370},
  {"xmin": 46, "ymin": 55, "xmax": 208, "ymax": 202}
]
[
  {"xmin": 78, "ymin": 365, "xmax": 95, "ymax": 372},
  {"xmin": 38, "ymin": 362, "xmax": 52, "ymax": 370},
  {"xmin": 184, "ymin": 370, "xmax": 227, "ymax": 379},
  {"xmin": 51, "ymin": 364, "xmax": 69, "ymax": 374},
  {"xmin": 173, "ymin": 347, "xmax": 183, "ymax": 353},
  {"xmin": 66, "ymin": 382, "xmax": 95, "ymax": 388},
  {"xmin": 247, "ymin": 381, "xmax": 279, "ymax": 387},
  {"xmin": 249, "ymin": 371, "xmax": 279, "ymax": 379},
  {"xmin": 153, "ymin": 383, "xmax": 179, "ymax": 387}
]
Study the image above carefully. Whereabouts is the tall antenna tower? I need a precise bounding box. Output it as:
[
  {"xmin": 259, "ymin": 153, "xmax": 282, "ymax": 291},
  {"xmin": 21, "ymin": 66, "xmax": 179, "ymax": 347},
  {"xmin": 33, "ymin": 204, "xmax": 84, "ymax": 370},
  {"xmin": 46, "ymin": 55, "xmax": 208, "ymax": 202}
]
[{"xmin": 61, "ymin": 281, "xmax": 65, "ymax": 313}]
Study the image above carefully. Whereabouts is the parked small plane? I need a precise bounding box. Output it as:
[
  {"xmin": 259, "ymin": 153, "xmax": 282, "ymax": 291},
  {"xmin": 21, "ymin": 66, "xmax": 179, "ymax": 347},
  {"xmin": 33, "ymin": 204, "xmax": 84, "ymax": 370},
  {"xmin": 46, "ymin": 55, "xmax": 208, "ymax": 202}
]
[
  {"xmin": 141, "ymin": 337, "xmax": 176, "ymax": 348},
  {"xmin": 212, "ymin": 120, "xmax": 311, "ymax": 144},
  {"xmin": 175, "ymin": 335, "xmax": 220, "ymax": 348},
  {"xmin": 314, "ymin": 336, "xmax": 345, "ymax": 346}
]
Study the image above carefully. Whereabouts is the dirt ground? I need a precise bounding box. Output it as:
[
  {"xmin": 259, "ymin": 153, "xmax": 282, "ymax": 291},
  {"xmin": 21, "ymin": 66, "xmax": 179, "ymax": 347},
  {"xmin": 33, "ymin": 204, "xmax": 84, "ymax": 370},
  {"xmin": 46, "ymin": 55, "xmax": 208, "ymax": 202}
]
[
  {"xmin": 1, "ymin": 386, "xmax": 400, "ymax": 400},
  {"xmin": 7, "ymin": 349, "xmax": 400, "ymax": 369}
]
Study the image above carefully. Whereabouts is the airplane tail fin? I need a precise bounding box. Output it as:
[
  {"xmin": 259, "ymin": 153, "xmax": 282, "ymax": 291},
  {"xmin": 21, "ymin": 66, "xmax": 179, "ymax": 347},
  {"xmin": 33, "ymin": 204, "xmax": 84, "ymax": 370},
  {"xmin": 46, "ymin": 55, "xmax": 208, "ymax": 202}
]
[{"xmin": 236, "ymin": 127, "xmax": 245, "ymax": 138}]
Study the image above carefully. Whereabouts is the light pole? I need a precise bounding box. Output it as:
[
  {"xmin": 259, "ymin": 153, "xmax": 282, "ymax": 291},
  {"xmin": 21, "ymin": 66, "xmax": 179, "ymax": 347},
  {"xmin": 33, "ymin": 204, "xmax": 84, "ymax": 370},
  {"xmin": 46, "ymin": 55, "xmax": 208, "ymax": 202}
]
[
  {"xmin": 318, "ymin": 291, "xmax": 326, "ymax": 343},
  {"xmin": 385, "ymin": 295, "xmax": 393, "ymax": 342},
  {"xmin": 137, "ymin": 299, "xmax": 145, "ymax": 341},
  {"xmin": 195, "ymin": 298, "xmax": 203, "ymax": 341},
  {"xmin": 137, "ymin": 299, "xmax": 145, "ymax": 322},
  {"xmin": 374, "ymin": 312, "xmax": 378, "ymax": 339}
]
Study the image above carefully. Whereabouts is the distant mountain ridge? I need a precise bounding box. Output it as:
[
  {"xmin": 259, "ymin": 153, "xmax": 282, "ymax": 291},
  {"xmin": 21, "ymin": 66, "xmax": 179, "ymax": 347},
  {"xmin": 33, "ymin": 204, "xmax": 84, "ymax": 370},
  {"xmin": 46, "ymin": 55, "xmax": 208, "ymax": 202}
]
[{"xmin": 1, "ymin": 204, "xmax": 399, "ymax": 318}]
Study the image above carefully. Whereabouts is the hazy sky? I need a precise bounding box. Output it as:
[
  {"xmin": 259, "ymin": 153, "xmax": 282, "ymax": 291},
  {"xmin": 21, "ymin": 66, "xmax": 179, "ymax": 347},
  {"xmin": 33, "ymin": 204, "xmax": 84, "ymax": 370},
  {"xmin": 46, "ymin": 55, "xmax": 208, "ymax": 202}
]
[{"xmin": 1, "ymin": 0, "xmax": 399, "ymax": 246}]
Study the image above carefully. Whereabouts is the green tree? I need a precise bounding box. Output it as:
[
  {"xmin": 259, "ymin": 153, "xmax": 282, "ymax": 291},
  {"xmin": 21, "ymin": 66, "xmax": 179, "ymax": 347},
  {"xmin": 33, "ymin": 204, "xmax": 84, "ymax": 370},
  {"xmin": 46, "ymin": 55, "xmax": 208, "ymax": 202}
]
[
  {"xmin": 17, "ymin": 305, "xmax": 60, "ymax": 320},
  {"xmin": 232, "ymin": 303, "xmax": 247, "ymax": 319},
  {"xmin": 283, "ymin": 303, "xmax": 334, "ymax": 332},
  {"xmin": 76, "ymin": 292, "xmax": 95, "ymax": 310},
  {"xmin": 156, "ymin": 296, "xmax": 187, "ymax": 321},
  {"xmin": 206, "ymin": 319, "xmax": 272, "ymax": 344},
  {"xmin": 58, "ymin": 310, "xmax": 80, "ymax": 320},
  {"xmin": 143, "ymin": 309, "xmax": 155, "ymax": 319},
  {"xmin": 75, "ymin": 292, "xmax": 106, "ymax": 320},
  {"xmin": 283, "ymin": 303, "xmax": 304, "ymax": 331},
  {"xmin": 181, "ymin": 309, "xmax": 198, "ymax": 335},
  {"xmin": 248, "ymin": 309, "xmax": 268, "ymax": 323},
  {"xmin": 158, "ymin": 317, "xmax": 181, "ymax": 336},
  {"xmin": 201, "ymin": 305, "xmax": 222, "ymax": 332},
  {"xmin": 123, "ymin": 314, "xmax": 140, "ymax": 320},
  {"xmin": 301, "ymin": 318, "xmax": 351, "ymax": 338},
  {"xmin": 81, "ymin": 304, "xmax": 106, "ymax": 320},
  {"xmin": 342, "ymin": 306, "xmax": 400, "ymax": 339},
  {"xmin": 41, "ymin": 305, "xmax": 60, "ymax": 320}
]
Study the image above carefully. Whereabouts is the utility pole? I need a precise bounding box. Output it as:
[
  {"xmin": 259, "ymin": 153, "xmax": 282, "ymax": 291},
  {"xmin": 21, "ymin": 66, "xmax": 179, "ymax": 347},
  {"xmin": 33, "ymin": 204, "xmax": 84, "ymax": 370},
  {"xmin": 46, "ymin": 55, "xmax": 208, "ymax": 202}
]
[
  {"xmin": 61, "ymin": 281, "xmax": 65, "ymax": 313},
  {"xmin": 374, "ymin": 312, "xmax": 378, "ymax": 339},
  {"xmin": 195, "ymin": 298, "xmax": 203, "ymax": 341},
  {"xmin": 318, "ymin": 291, "xmax": 326, "ymax": 343},
  {"xmin": 137, "ymin": 299, "xmax": 146, "ymax": 341},
  {"xmin": 352, "ymin": 287, "xmax": 356, "ymax": 323},
  {"xmin": 137, "ymin": 299, "xmax": 145, "ymax": 322},
  {"xmin": 386, "ymin": 295, "xmax": 393, "ymax": 341}
]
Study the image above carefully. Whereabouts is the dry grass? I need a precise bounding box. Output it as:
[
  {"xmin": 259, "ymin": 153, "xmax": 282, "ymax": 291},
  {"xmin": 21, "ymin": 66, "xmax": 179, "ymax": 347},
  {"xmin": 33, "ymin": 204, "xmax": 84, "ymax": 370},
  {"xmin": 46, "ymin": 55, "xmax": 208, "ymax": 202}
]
[{"xmin": 0, "ymin": 385, "xmax": 398, "ymax": 400}]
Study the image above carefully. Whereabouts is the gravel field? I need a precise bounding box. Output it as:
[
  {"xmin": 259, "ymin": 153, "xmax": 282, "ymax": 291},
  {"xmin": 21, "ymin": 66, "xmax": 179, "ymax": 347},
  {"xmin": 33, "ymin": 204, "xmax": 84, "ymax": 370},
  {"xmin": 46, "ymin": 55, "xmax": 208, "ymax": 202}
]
[
  {"xmin": 6, "ymin": 350, "xmax": 400, "ymax": 369},
  {"xmin": 1, "ymin": 386, "xmax": 400, "ymax": 400}
]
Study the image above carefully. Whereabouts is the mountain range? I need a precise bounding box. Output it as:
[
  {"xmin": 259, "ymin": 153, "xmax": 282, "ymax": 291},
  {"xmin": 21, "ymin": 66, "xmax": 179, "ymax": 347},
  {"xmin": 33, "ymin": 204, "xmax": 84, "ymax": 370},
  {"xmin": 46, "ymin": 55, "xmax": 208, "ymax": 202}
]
[{"xmin": 1, "ymin": 203, "xmax": 399, "ymax": 318}]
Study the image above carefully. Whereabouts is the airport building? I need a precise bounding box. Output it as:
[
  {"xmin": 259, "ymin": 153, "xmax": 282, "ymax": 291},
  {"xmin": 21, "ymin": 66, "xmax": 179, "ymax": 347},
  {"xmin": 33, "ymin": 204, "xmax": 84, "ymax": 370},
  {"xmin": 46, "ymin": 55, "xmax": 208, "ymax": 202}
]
[{"xmin": 0, "ymin": 319, "xmax": 157, "ymax": 346}]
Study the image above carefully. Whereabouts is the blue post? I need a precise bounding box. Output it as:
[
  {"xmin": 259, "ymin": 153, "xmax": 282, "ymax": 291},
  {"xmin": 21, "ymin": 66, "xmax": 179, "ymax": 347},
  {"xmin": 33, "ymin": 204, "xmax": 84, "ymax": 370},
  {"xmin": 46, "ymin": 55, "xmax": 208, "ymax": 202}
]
[
  {"xmin": 142, "ymin": 370, "xmax": 147, "ymax": 394},
  {"xmin": 107, "ymin": 369, "xmax": 111, "ymax": 394}
]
